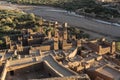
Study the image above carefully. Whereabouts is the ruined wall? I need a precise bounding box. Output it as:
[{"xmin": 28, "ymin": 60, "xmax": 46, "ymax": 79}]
[
  {"xmin": 8, "ymin": 57, "xmax": 35, "ymax": 68},
  {"xmin": 111, "ymin": 42, "xmax": 116, "ymax": 54},
  {"xmin": 1, "ymin": 61, "xmax": 9, "ymax": 80},
  {"xmin": 86, "ymin": 58, "xmax": 95, "ymax": 64},
  {"xmin": 87, "ymin": 70, "xmax": 113, "ymax": 80},
  {"xmin": 77, "ymin": 40, "xmax": 81, "ymax": 47},
  {"xmin": 11, "ymin": 62, "xmax": 44, "ymax": 74},
  {"xmin": 18, "ymin": 47, "xmax": 29, "ymax": 55},
  {"xmin": 33, "ymin": 45, "xmax": 51, "ymax": 51},
  {"xmin": 62, "ymin": 40, "xmax": 72, "ymax": 50},
  {"xmin": 1, "ymin": 66, "xmax": 7, "ymax": 80},
  {"xmin": 63, "ymin": 46, "xmax": 73, "ymax": 50},
  {"xmin": 88, "ymin": 42, "xmax": 114, "ymax": 55},
  {"xmin": 28, "ymin": 38, "xmax": 42, "ymax": 46},
  {"xmin": 87, "ymin": 43, "xmax": 99, "ymax": 52},
  {"xmin": 101, "ymin": 41, "xmax": 116, "ymax": 54},
  {"xmin": 99, "ymin": 46, "xmax": 111, "ymax": 55},
  {"xmin": 54, "ymin": 41, "xmax": 58, "ymax": 50}
]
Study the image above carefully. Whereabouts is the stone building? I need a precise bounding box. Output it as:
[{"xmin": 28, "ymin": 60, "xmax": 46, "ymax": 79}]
[{"xmin": 63, "ymin": 23, "xmax": 68, "ymax": 40}]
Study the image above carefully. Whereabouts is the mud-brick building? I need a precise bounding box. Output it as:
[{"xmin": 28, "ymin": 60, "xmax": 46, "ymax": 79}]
[{"xmin": 87, "ymin": 38, "xmax": 116, "ymax": 55}]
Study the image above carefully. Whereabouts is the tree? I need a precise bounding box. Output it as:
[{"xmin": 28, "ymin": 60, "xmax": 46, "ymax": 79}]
[
  {"xmin": 0, "ymin": 40, "xmax": 3, "ymax": 45},
  {"xmin": 33, "ymin": 25, "xmax": 39, "ymax": 32},
  {"xmin": 116, "ymin": 42, "xmax": 120, "ymax": 52},
  {"xmin": 28, "ymin": 13, "xmax": 35, "ymax": 20},
  {"xmin": 1, "ymin": 26, "xmax": 11, "ymax": 31},
  {"xmin": 6, "ymin": 17, "xmax": 13, "ymax": 23}
]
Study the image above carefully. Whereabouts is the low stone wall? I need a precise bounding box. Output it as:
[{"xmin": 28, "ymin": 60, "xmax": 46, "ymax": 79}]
[
  {"xmin": 28, "ymin": 38, "xmax": 42, "ymax": 46},
  {"xmin": 0, "ymin": 61, "xmax": 9, "ymax": 80},
  {"xmin": 6, "ymin": 56, "xmax": 43, "ymax": 71},
  {"xmin": 8, "ymin": 57, "xmax": 34, "ymax": 67},
  {"xmin": 99, "ymin": 46, "xmax": 110, "ymax": 55}
]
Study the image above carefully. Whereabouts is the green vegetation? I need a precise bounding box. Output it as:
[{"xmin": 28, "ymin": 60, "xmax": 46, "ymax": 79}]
[
  {"xmin": 57, "ymin": 0, "xmax": 97, "ymax": 11},
  {"xmin": 68, "ymin": 27, "xmax": 90, "ymax": 39},
  {"xmin": 116, "ymin": 42, "xmax": 120, "ymax": 52},
  {"xmin": 0, "ymin": 9, "xmax": 43, "ymax": 44},
  {"xmin": 8, "ymin": 0, "xmax": 120, "ymax": 19},
  {"xmin": 0, "ymin": 40, "xmax": 3, "ymax": 45},
  {"xmin": 0, "ymin": 10, "xmax": 41, "ymax": 34},
  {"xmin": 57, "ymin": 0, "xmax": 120, "ymax": 19}
]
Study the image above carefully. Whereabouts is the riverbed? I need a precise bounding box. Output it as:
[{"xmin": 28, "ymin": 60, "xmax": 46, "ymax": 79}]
[{"xmin": 0, "ymin": 1, "xmax": 120, "ymax": 40}]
